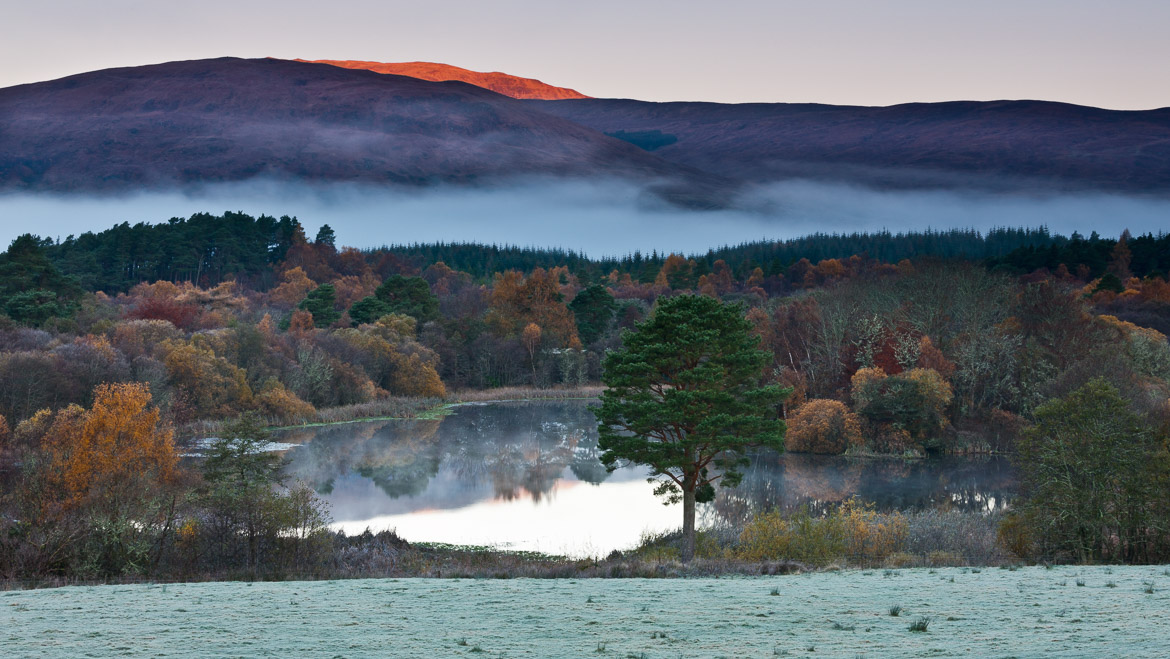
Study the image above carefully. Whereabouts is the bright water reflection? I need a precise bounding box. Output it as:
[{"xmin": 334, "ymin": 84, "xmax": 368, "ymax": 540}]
[{"xmin": 277, "ymin": 400, "xmax": 1016, "ymax": 556}]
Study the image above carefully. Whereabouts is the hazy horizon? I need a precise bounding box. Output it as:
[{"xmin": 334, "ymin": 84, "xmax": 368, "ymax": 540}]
[{"xmin": 2, "ymin": 179, "xmax": 1166, "ymax": 258}]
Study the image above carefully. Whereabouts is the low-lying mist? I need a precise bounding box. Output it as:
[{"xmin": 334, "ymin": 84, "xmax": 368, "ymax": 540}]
[{"xmin": 1, "ymin": 179, "xmax": 1167, "ymax": 256}]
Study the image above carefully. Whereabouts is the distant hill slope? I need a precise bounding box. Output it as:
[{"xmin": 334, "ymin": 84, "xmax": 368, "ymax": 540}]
[
  {"xmin": 530, "ymin": 98, "xmax": 1170, "ymax": 192},
  {"xmin": 0, "ymin": 57, "xmax": 704, "ymax": 195},
  {"xmin": 299, "ymin": 59, "xmax": 590, "ymax": 100},
  {"xmin": 3, "ymin": 56, "xmax": 1169, "ymax": 200}
]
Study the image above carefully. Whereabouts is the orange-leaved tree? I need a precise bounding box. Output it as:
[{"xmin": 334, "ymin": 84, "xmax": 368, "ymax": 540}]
[
  {"xmin": 23, "ymin": 383, "xmax": 182, "ymax": 576},
  {"xmin": 42, "ymin": 383, "xmax": 177, "ymax": 512}
]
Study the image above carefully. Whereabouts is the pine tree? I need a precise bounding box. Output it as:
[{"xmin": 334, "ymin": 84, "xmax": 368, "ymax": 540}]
[{"xmin": 594, "ymin": 295, "xmax": 788, "ymax": 562}]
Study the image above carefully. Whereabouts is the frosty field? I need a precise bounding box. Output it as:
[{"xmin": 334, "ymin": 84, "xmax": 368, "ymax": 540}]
[{"xmin": 4, "ymin": 566, "xmax": 1169, "ymax": 658}]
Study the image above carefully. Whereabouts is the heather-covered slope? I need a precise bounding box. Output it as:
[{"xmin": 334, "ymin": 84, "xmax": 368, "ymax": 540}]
[
  {"xmin": 300, "ymin": 59, "xmax": 590, "ymax": 100},
  {"xmin": 0, "ymin": 58, "xmax": 693, "ymax": 193},
  {"xmin": 532, "ymin": 98, "xmax": 1170, "ymax": 192}
]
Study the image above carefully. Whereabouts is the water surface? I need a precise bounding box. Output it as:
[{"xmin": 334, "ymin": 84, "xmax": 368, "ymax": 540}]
[{"xmin": 278, "ymin": 400, "xmax": 1015, "ymax": 556}]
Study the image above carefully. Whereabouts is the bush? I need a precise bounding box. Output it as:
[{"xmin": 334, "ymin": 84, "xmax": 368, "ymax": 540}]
[
  {"xmin": 906, "ymin": 509, "xmax": 1005, "ymax": 565},
  {"xmin": 736, "ymin": 499, "xmax": 907, "ymax": 566},
  {"xmin": 254, "ymin": 379, "xmax": 316, "ymax": 424},
  {"xmin": 785, "ymin": 400, "xmax": 863, "ymax": 454}
]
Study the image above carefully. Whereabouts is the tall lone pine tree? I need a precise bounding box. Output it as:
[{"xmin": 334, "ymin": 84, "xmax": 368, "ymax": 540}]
[{"xmin": 594, "ymin": 294, "xmax": 788, "ymax": 562}]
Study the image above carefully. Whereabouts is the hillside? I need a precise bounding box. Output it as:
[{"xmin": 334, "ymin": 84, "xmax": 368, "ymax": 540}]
[
  {"xmin": 3, "ymin": 57, "xmax": 1169, "ymax": 198},
  {"xmin": 0, "ymin": 58, "xmax": 700, "ymax": 195},
  {"xmin": 531, "ymin": 98, "xmax": 1170, "ymax": 192},
  {"xmin": 299, "ymin": 59, "xmax": 589, "ymax": 100}
]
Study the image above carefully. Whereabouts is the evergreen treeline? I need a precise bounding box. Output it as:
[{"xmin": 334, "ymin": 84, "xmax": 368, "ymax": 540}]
[
  {"xmin": 47, "ymin": 212, "xmax": 305, "ymax": 292},
  {"xmin": 40, "ymin": 213, "xmax": 1117, "ymax": 291},
  {"xmin": 990, "ymin": 231, "xmax": 1170, "ymax": 279}
]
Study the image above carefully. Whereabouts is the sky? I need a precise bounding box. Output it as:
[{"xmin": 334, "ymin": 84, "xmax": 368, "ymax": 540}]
[{"xmin": 3, "ymin": 0, "xmax": 1168, "ymax": 109}]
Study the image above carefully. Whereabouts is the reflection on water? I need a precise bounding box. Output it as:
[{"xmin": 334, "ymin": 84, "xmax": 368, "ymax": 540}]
[{"xmin": 277, "ymin": 400, "xmax": 1016, "ymax": 556}]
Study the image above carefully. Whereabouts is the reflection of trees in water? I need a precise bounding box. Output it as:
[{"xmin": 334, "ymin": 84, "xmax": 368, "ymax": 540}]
[
  {"xmin": 709, "ymin": 452, "xmax": 1017, "ymax": 529},
  {"xmin": 283, "ymin": 401, "xmax": 606, "ymax": 503},
  {"xmin": 283, "ymin": 419, "xmax": 442, "ymax": 497},
  {"xmin": 280, "ymin": 400, "xmax": 1017, "ymax": 517}
]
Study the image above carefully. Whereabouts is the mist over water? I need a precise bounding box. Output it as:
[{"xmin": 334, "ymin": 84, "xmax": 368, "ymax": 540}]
[{"xmin": 1, "ymin": 179, "xmax": 1167, "ymax": 255}]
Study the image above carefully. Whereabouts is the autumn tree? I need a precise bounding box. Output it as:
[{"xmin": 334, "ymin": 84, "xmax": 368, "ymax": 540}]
[
  {"xmin": 268, "ymin": 266, "xmax": 316, "ymax": 308},
  {"xmin": 34, "ymin": 383, "xmax": 180, "ymax": 575},
  {"xmin": 522, "ymin": 322, "xmax": 542, "ymax": 384},
  {"xmin": 594, "ymin": 295, "xmax": 788, "ymax": 562},
  {"xmin": 488, "ymin": 269, "xmax": 580, "ymax": 348},
  {"xmin": 785, "ymin": 399, "xmax": 863, "ymax": 454}
]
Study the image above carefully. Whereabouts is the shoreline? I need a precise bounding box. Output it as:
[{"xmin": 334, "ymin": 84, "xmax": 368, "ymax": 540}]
[{"xmin": 177, "ymin": 386, "xmax": 605, "ymax": 438}]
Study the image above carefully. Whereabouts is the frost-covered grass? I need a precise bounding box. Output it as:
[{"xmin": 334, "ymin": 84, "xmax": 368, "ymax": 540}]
[{"xmin": 3, "ymin": 566, "xmax": 1169, "ymax": 657}]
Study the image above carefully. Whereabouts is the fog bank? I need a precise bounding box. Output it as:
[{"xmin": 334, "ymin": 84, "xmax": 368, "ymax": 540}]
[{"xmin": 1, "ymin": 179, "xmax": 1167, "ymax": 256}]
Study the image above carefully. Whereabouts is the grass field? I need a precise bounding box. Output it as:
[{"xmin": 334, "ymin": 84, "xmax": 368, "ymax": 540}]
[{"xmin": 4, "ymin": 566, "xmax": 1169, "ymax": 657}]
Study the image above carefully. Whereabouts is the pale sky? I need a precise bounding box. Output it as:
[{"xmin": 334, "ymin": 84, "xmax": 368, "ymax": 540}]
[{"xmin": 2, "ymin": 0, "xmax": 1168, "ymax": 109}]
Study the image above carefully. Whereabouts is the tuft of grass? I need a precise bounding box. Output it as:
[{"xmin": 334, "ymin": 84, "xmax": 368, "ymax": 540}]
[
  {"xmin": 469, "ymin": 645, "xmax": 484, "ymax": 653},
  {"xmin": 456, "ymin": 638, "xmax": 468, "ymax": 647},
  {"xmin": 831, "ymin": 621, "xmax": 856, "ymax": 631},
  {"xmin": 1076, "ymin": 579, "xmax": 1086, "ymax": 587},
  {"xmin": 908, "ymin": 617, "xmax": 931, "ymax": 633},
  {"xmin": 586, "ymin": 596, "xmax": 594, "ymax": 603},
  {"xmin": 1106, "ymin": 581, "xmax": 1117, "ymax": 588},
  {"xmin": 889, "ymin": 605, "xmax": 902, "ymax": 617},
  {"xmin": 770, "ymin": 587, "xmax": 781, "ymax": 596},
  {"xmin": 595, "ymin": 642, "xmax": 607, "ymax": 653},
  {"xmin": 1143, "ymin": 582, "xmax": 1155, "ymax": 594}
]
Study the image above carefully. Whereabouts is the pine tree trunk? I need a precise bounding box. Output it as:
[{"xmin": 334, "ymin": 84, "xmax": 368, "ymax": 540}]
[{"xmin": 682, "ymin": 487, "xmax": 696, "ymax": 563}]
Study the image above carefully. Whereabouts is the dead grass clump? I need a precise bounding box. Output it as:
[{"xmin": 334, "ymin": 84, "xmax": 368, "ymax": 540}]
[{"xmin": 906, "ymin": 509, "xmax": 1006, "ymax": 565}]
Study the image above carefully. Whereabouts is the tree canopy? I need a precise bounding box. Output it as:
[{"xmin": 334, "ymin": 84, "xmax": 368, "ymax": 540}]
[
  {"xmin": 1014, "ymin": 378, "xmax": 1167, "ymax": 563},
  {"xmin": 594, "ymin": 294, "xmax": 788, "ymax": 561},
  {"xmin": 349, "ymin": 275, "xmax": 439, "ymax": 326}
]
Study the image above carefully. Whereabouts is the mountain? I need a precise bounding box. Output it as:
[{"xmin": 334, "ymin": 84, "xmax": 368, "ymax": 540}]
[
  {"xmin": 298, "ymin": 59, "xmax": 589, "ymax": 100},
  {"xmin": 0, "ymin": 57, "xmax": 711, "ymax": 198},
  {"xmin": 3, "ymin": 56, "xmax": 1169, "ymax": 201},
  {"xmin": 529, "ymin": 99, "xmax": 1170, "ymax": 192}
]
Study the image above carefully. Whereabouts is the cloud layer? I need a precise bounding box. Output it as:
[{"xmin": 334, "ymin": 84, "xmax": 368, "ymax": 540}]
[{"xmin": 1, "ymin": 179, "xmax": 1166, "ymax": 257}]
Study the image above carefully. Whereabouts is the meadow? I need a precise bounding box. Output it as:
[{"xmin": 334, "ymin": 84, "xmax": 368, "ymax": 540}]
[{"xmin": 4, "ymin": 566, "xmax": 1168, "ymax": 657}]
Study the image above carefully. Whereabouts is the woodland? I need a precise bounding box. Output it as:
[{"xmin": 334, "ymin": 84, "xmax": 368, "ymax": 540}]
[{"xmin": 1, "ymin": 212, "xmax": 1169, "ymax": 579}]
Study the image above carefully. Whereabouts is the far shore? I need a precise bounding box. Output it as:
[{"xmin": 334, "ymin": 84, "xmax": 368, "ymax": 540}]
[{"xmin": 177, "ymin": 386, "xmax": 605, "ymax": 439}]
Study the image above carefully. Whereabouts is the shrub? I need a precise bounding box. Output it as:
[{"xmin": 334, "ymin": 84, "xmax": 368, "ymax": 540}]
[
  {"xmin": 736, "ymin": 499, "xmax": 907, "ymax": 566},
  {"xmin": 254, "ymin": 379, "xmax": 316, "ymax": 424},
  {"xmin": 785, "ymin": 399, "xmax": 863, "ymax": 454},
  {"xmin": 996, "ymin": 512, "xmax": 1035, "ymax": 560},
  {"xmin": 906, "ymin": 509, "xmax": 1006, "ymax": 565}
]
